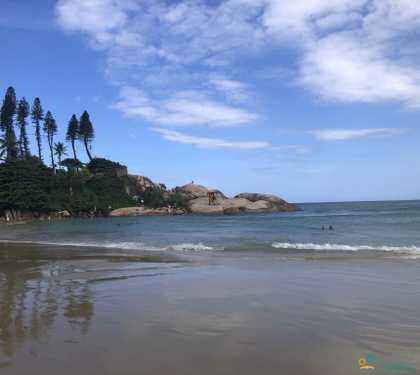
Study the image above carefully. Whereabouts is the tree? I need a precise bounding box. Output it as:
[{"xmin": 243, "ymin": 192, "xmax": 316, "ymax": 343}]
[
  {"xmin": 0, "ymin": 138, "xmax": 6, "ymax": 161},
  {"xmin": 54, "ymin": 142, "xmax": 67, "ymax": 165},
  {"xmin": 60, "ymin": 158, "xmax": 83, "ymax": 173},
  {"xmin": 66, "ymin": 114, "xmax": 79, "ymax": 160},
  {"xmin": 79, "ymin": 111, "xmax": 94, "ymax": 161},
  {"xmin": 0, "ymin": 87, "xmax": 18, "ymax": 160},
  {"xmin": 31, "ymin": 98, "xmax": 44, "ymax": 161},
  {"xmin": 17, "ymin": 98, "xmax": 30, "ymax": 159},
  {"xmin": 43, "ymin": 111, "xmax": 58, "ymax": 172}
]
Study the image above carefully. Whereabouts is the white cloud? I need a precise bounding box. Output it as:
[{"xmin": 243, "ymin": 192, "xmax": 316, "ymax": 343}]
[
  {"xmin": 152, "ymin": 128, "xmax": 270, "ymax": 150},
  {"xmin": 311, "ymin": 128, "xmax": 404, "ymax": 141},
  {"xmin": 112, "ymin": 87, "xmax": 258, "ymax": 127},
  {"xmin": 208, "ymin": 76, "xmax": 250, "ymax": 102},
  {"xmin": 56, "ymin": 0, "xmax": 420, "ymax": 114},
  {"xmin": 263, "ymin": 0, "xmax": 420, "ymax": 107},
  {"xmin": 56, "ymin": 0, "xmax": 137, "ymax": 47}
]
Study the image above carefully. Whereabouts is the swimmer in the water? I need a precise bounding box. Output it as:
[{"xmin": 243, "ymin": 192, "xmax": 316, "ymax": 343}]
[{"xmin": 329, "ymin": 225, "xmax": 334, "ymax": 230}]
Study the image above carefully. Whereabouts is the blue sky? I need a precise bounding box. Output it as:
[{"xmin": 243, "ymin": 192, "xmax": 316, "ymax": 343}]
[{"xmin": 1, "ymin": 0, "xmax": 420, "ymax": 202}]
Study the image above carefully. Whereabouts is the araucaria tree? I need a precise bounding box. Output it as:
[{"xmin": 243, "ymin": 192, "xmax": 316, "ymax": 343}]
[
  {"xmin": 31, "ymin": 98, "xmax": 44, "ymax": 160},
  {"xmin": 0, "ymin": 87, "xmax": 18, "ymax": 160},
  {"xmin": 79, "ymin": 111, "xmax": 94, "ymax": 161},
  {"xmin": 43, "ymin": 111, "xmax": 58, "ymax": 172},
  {"xmin": 66, "ymin": 114, "xmax": 79, "ymax": 160},
  {"xmin": 17, "ymin": 98, "xmax": 30, "ymax": 158}
]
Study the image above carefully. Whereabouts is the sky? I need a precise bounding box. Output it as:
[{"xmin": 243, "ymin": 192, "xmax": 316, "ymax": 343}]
[{"xmin": 1, "ymin": 0, "xmax": 420, "ymax": 203}]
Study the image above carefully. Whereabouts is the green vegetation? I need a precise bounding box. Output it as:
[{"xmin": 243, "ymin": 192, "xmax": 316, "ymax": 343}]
[
  {"xmin": 0, "ymin": 86, "xmax": 136, "ymax": 218},
  {"xmin": 138, "ymin": 186, "xmax": 189, "ymax": 210}
]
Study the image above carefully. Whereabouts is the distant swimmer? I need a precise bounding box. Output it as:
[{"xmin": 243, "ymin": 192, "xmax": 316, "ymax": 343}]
[
  {"xmin": 322, "ymin": 226, "xmax": 325, "ymax": 231},
  {"xmin": 329, "ymin": 225, "xmax": 334, "ymax": 231}
]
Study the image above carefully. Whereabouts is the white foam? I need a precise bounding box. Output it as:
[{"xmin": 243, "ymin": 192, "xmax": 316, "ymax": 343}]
[
  {"xmin": 0, "ymin": 239, "xmax": 219, "ymax": 252},
  {"xmin": 271, "ymin": 242, "xmax": 420, "ymax": 254},
  {"xmin": 169, "ymin": 243, "xmax": 221, "ymax": 252}
]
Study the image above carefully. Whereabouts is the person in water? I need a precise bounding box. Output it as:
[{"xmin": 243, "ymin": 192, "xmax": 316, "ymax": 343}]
[{"xmin": 329, "ymin": 225, "xmax": 334, "ymax": 230}]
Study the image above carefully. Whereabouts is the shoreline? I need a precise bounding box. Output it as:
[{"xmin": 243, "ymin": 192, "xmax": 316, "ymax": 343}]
[{"xmin": 0, "ymin": 239, "xmax": 419, "ymax": 375}]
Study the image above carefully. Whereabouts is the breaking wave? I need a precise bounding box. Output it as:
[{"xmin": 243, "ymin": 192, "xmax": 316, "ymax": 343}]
[
  {"xmin": 271, "ymin": 242, "xmax": 420, "ymax": 254},
  {"xmin": 0, "ymin": 239, "xmax": 220, "ymax": 252}
]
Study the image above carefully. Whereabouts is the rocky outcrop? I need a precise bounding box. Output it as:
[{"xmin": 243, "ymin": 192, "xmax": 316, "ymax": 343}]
[
  {"xmin": 107, "ymin": 182, "xmax": 299, "ymax": 218},
  {"xmin": 235, "ymin": 193, "xmax": 299, "ymax": 212},
  {"xmin": 109, "ymin": 206, "xmax": 186, "ymax": 217},
  {"xmin": 176, "ymin": 184, "xmax": 299, "ymax": 215},
  {"xmin": 127, "ymin": 175, "xmax": 166, "ymax": 197}
]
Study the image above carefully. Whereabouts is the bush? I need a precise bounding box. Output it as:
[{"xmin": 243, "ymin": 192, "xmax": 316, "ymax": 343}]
[
  {"xmin": 168, "ymin": 190, "xmax": 189, "ymax": 210},
  {"xmin": 139, "ymin": 187, "xmax": 166, "ymax": 209}
]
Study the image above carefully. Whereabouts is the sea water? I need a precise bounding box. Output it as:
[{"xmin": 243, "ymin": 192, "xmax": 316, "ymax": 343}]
[{"xmin": 1, "ymin": 200, "xmax": 420, "ymax": 258}]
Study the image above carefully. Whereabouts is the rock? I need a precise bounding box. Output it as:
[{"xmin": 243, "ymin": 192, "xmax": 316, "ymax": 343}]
[
  {"xmin": 177, "ymin": 184, "xmax": 209, "ymax": 199},
  {"xmin": 189, "ymin": 197, "xmax": 224, "ymax": 215},
  {"xmin": 127, "ymin": 175, "xmax": 166, "ymax": 197},
  {"xmin": 56, "ymin": 210, "xmax": 71, "ymax": 218},
  {"xmin": 109, "ymin": 207, "xmax": 169, "ymax": 217},
  {"xmin": 221, "ymin": 198, "xmax": 250, "ymax": 214},
  {"xmin": 235, "ymin": 193, "xmax": 299, "ymax": 212}
]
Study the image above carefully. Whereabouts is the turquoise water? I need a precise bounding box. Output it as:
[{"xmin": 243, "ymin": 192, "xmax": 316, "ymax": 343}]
[{"xmin": 1, "ymin": 200, "xmax": 420, "ymax": 257}]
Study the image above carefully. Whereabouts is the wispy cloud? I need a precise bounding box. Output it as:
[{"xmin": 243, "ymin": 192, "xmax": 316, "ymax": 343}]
[
  {"xmin": 311, "ymin": 128, "xmax": 405, "ymax": 141},
  {"xmin": 151, "ymin": 128, "xmax": 270, "ymax": 150},
  {"xmin": 208, "ymin": 76, "xmax": 250, "ymax": 102},
  {"xmin": 112, "ymin": 86, "xmax": 258, "ymax": 127},
  {"xmin": 56, "ymin": 0, "xmax": 420, "ymax": 111}
]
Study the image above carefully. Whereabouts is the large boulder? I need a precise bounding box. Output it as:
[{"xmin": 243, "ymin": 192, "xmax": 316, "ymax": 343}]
[
  {"xmin": 189, "ymin": 197, "xmax": 224, "ymax": 215},
  {"xmin": 235, "ymin": 193, "xmax": 299, "ymax": 212},
  {"xmin": 177, "ymin": 184, "xmax": 209, "ymax": 199},
  {"xmin": 109, "ymin": 207, "xmax": 169, "ymax": 217}
]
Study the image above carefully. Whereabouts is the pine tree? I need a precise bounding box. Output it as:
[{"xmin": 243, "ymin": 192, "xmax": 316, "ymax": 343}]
[
  {"xmin": 31, "ymin": 98, "xmax": 44, "ymax": 161},
  {"xmin": 66, "ymin": 114, "xmax": 79, "ymax": 160},
  {"xmin": 43, "ymin": 111, "xmax": 58, "ymax": 172},
  {"xmin": 17, "ymin": 98, "xmax": 30, "ymax": 159},
  {"xmin": 79, "ymin": 111, "xmax": 94, "ymax": 161},
  {"xmin": 0, "ymin": 87, "xmax": 18, "ymax": 160}
]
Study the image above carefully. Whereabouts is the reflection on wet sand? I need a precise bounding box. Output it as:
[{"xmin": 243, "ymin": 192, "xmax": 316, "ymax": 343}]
[
  {"xmin": 0, "ymin": 243, "xmax": 179, "ymax": 362},
  {"xmin": 0, "ymin": 252, "xmax": 94, "ymax": 357}
]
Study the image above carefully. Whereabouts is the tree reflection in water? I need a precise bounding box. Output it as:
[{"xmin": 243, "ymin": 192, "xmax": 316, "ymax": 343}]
[{"xmin": 0, "ymin": 247, "xmax": 94, "ymax": 358}]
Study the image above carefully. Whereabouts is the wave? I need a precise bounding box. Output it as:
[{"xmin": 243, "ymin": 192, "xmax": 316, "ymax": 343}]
[
  {"xmin": 271, "ymin": 242, "xmax": 420, "ymax": 254},
  {"xmin": 0, "ymin": 239, "xmax": 220, "ymax": 252}
]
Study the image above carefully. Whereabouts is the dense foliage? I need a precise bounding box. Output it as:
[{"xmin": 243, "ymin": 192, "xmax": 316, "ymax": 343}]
[
  {"xmin": 0, "ymin": 158, "xmax": 135, "ymax": 216},
  {"xmin": 0, "ymin": 86, "xmax": 136, "ymax": 217},
  {"xmin": 138, "ymin": 187, "xmax": 189, "ymax": 210}
]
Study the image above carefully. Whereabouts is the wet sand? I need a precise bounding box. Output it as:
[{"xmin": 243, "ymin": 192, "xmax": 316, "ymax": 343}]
[{"xmin": 1, "ymin": 243, "xmax": 420, "ymax": 374}]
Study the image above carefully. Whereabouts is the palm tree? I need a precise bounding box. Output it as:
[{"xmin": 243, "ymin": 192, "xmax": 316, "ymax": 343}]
[
  {"xmin": 43, "ymin": 111, "xmax": 58, "ymax": 172},
  {"xmin": 54, "ymin": 142, "xmax": 67, "ymax": 166},
  {"xmin": 79, "ymin": 111, "xmax": 94, "ymax": 161},
  {"xmin": 66, "ymin": 114, "xmax": 79, "ymax": 160}
]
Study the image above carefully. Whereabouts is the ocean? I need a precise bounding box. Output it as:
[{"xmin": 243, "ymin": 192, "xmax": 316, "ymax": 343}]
[
  {"xmin": 2, "ymin": 200, "xmax": 420, "ymax": 257},
  {"xmin": 1, "ymin": 200, "xmax": 420, "ymax": 374}
]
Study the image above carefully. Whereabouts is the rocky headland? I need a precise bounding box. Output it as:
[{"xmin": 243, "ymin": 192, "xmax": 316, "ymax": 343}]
[{"xmin": 110, "ymin": 176, "xmax": 299, "ymax": 217}]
